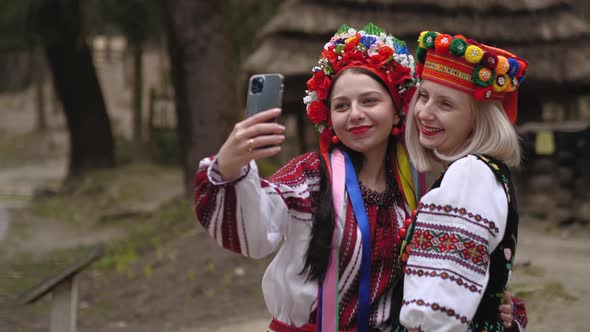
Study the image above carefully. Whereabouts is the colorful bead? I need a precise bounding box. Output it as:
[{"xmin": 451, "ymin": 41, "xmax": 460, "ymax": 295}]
[
  {"xmin": 464, "ymin": 45, "xmax": 484, "ymax": 64},
  {"xmin": 473, "ymin": 87, "xmax": 493, "ymax": 101},
  {"xmin": 399, "ymin": 228, "xmax": 407, "ymax": 238},
  {"xmin": 417, "ymin": 31, "xmax": 428, "ymax": 48},
  {"xmin": 493, "ymin": 74, "xmax": 509, "ymax": 92},
  {"xmin": 473, "ymin": 65, "xmax": 495, "ymax": 87},
  {"xmin": 495, "ymin": 56, "xmax": 509, "ymax": 75},
  {"xmin": 507, "ymin": 58, "xmax": 520, "ymax": 78},
  {"xmin": 449, "ymin": 38, "xmax": 468, "ymax": 56},
  {"xmin": 423, "ymin": 31, "xmax": 438, "ymax": 49},
  {"xmin": 404, "ymin": 218, "xmax": 412, "ymax": 228},
  {"xmin": 434, "ymin": 34, "xmax": 452, "ymax": 52},
  {"xmin": 481, "ymin": 51, "xmax": 498, "ymax": 69}
]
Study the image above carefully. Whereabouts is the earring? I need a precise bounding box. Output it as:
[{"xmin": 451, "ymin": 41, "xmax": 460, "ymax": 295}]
[
  {"xmin": 391, "ymin": 127, "xmax": 401, "ymax": 137},
  {"xmin": 331, "ymin": 135, "xmax": 340, "ymax": 144}
]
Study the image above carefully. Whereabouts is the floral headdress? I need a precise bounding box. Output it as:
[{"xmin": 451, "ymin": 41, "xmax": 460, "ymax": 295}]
[
  {"xmin": 415, "ymin": 31, "xmax": 528, "ymax": 123},
  {"xmin": 303, "ymin": 23, "xmax": 418, "ymax": 152}
]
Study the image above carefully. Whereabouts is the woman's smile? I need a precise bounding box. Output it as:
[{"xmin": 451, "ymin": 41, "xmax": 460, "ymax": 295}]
[
  {"xmin": 419, "ymin": 124, "xmax": 443, "ymax": 137},
  {"xmin": 349, "ymin": 125, "xmax": 372, "ymax": 135}
]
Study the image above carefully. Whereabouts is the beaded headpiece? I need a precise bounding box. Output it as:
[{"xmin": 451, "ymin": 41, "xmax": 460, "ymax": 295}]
[
  {"xmin": 303, "ymin": 23, "xmax": 418, "ymax": 152},
  {"xmin": 415, "ymin": 31, "xmax": 528, "ymax": 123}
]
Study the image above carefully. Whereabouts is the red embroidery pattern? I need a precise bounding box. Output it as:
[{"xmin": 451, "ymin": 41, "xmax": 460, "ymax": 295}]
[
  {"xmin": 402, "ymin": 298, "xmax": 469, "ymax": 324},
  {"xmin": 418, "ymin": 202, "xmax": 500, "ymax": 236},
  {"xmin": 404, "ymin": 265, "xmax": 483, "ymax": 293},
  {"xmin": 411, "ymin": 229, "xmax": 489, "ymax": 267}
]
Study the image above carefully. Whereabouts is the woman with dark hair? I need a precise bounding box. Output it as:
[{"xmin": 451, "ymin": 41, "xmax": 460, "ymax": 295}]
[{"xmin": 193, "ymin": 24, "xmax": 520, "ymax": 332}]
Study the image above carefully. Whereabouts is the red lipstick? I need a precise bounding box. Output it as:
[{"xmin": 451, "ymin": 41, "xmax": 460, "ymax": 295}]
[{"xmin": 349, "ymin": 126, "xmax": 371, "ymax": 134}]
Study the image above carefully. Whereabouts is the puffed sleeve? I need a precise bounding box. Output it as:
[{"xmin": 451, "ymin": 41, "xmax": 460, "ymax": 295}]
[
  {"xmin": 400, "ymin": 155, "xmax": 508, "ymax": 331},
  {"xmin": 193, "ymin": 152, "xmax": 320, "ymax": 259}
]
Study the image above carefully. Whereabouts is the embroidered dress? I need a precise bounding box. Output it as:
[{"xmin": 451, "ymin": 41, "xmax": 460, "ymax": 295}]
[
  {"xmin": 397, "ymin": 155, "xmax": 520, "ymax": 332},
  {"xmin": 194, "ymin": 152, "xmax": 408, "ymax": 331}
]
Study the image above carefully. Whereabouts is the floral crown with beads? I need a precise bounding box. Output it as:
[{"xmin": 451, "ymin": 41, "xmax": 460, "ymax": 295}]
[
  {"xmin": 303, "ymin": 23, "xmax": 418, "ymax": 140},
  {"xmin": 415, "ymin": 31, "xmax": 528, "ymax": 123}
]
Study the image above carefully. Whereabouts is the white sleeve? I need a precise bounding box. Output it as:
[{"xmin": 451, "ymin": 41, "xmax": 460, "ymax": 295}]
[
  {"xmin": 194, "ymin": 154, "xmax": 318, "ymax": 259},
  {"xmin": 399, "ymin": 155, "xmax": 508, "ymax": 332}
]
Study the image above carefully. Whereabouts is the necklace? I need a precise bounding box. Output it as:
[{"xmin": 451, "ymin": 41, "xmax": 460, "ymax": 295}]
[{"xmin": 358, "ymin": 166, "xmax": 400, "ymax": 207}]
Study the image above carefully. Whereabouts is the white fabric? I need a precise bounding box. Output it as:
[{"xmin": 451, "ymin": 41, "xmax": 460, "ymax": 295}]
[
  {"xmin": 400, "ymin": 155, "xmax": 508, "ymax": 331},
  {"xmin": 205, "ymin": 157, "xmax": 317, "ymax": 325}
]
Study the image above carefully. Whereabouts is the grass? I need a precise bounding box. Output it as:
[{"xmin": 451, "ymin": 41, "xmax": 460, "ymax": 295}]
[
  {"xmin": 29, "ymin": 163, "xmax": 180, "ymax": 225},
  {"xmin": 0, "ymin": 245, "xmax": 99, "ymax": 296},
  {"xmin": 0, "ymin": 196, "xmax": 193, "ymax": 297},
  {"xmin": 93, "ymin": 196, "xmax": 194, "ymax": 273},
  {"xmin": 1, "ymin": 161, "xmax": 190, "ymax": 297}
]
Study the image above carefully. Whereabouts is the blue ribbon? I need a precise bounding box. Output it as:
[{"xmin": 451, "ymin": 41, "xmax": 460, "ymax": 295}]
[{"xmin": 343, "ymin": 151, "xmax": 371, "ymax": 332}]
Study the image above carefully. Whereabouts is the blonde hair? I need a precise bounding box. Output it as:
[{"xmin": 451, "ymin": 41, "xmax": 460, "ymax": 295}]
[{"xmin": 405, "ymin": 88, "xmax": 521, "ymax": 172}]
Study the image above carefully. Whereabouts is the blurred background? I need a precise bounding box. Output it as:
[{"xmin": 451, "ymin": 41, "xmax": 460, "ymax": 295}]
[{"xmin": 0, "ymin": 0, "xmax": 589, "ymax": 331}]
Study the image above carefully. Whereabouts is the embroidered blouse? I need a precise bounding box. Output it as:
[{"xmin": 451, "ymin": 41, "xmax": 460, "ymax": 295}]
[
  {"xmin": 194, "ymin": 152, "xmax": 408, "ymax": 330},
  {"xmin": 399, "ymin": 155, "xmax": 516, "ymax": 331}
]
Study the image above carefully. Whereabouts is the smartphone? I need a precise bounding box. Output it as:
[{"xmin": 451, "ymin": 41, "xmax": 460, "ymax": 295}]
[{"xmin": 246, "ymin": 73, "xmax": 284, "ymax": 120}]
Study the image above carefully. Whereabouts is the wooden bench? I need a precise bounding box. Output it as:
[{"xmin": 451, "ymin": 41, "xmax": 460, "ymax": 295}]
[{"xmin": 19, "ymin": 247, "xmax": 105, "ymax": 332}]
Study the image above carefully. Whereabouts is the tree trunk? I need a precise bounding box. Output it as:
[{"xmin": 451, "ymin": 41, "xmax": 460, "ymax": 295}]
[
  {"xmin": 162, "ymin": 0, "xmax": 238, "ymax": 195},
  {"xmin": 34, "ymin": 46, "xmax": 47, "ymax": 132},
  {"xmin": 131, "ymin": 42, "xmax": 144, "ymax": 159},
  {"xmin": 39, "ymin": 0, "xmax": 115, "ymax": 180}
]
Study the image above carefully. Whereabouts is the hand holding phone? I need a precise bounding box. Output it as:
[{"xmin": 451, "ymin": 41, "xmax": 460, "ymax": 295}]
[{"xmin": 215, "ymin": 74, "xmax": 286, "ymax": 180}]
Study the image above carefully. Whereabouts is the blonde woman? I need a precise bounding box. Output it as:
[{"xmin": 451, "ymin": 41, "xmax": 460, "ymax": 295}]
[{"xmin": 394, "ymin": 31, "xmax": 528, "ymax": 332}]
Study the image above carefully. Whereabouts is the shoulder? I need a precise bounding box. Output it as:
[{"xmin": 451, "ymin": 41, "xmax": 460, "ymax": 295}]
[
  {"xmin": 442, "ymin": 155, "xmax": 497, "ymax": 187},
  {"xmin": 282, "ymin": 152, "xmax": 321, "ymax": 172},
  {"xmin": 269, "ymin": 152, "xmax": 322, "ymax": 183}
]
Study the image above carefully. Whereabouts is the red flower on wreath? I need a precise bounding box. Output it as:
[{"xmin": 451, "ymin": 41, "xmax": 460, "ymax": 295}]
[
  {"xmin": 343, "ymin": 34, "xmax": 362, "ymax": 52},
  {"xmin": 368, "ymin": 47, "xmax": 394, "ymax": 68},
  {"xmin": 321, "ymin": 45, "xmax": 338, "ymax": 63},
  {"xmin": 307, "ymin": 101, "xmax": 329, "ymax": 124},
  {"xmin": 385, "ymin": 63, "xmax": 411, "ymax": 86},
  {"xmin": 342, "ymin": 49, "xmax": 365, "ymax": 66},
  {"xmin": 306, "ymin": 71, "xmax": 331, "ymax": 100}
]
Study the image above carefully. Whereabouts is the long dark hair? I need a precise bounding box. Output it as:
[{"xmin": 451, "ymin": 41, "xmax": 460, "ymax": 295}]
[{"xmin": 301, "ymin": 67, "xmax": 399, "ymax": 282}]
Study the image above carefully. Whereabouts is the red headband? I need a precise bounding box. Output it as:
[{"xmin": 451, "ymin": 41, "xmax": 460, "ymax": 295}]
[{"xmin": 416, "ymin": 31, "xmax": 528, "ymax": 124}]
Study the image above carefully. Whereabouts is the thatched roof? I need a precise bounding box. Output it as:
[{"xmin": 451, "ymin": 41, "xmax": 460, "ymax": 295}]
[{"xmin": 245, "ymin": 0, "xmax": 590, "ymax": 104}]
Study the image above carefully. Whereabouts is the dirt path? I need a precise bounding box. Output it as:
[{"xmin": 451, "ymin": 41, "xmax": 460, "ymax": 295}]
[
  {"xmin": 124, "ymin": 221, "xmax": 588, "ymax": 332},
  {"xmin": 512, "ymin": 222, "xmax": 590, "ymax": 331}
]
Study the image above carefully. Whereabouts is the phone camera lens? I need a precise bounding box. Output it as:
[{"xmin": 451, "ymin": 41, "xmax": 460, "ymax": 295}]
[{"xmin": 251, "ymin": 77, "xmax": 264, "ymax": 94}]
